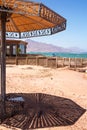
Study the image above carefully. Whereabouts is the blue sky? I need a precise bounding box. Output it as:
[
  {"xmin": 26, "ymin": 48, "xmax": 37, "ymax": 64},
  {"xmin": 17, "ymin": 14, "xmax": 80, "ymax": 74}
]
[{"xmin": 30, "ymin": 0, "xmax": 87, "ymax": 51}]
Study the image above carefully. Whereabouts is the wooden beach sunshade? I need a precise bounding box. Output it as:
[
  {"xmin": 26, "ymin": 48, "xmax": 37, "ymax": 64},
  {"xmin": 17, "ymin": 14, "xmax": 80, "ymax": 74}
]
[
  {"xmin": 0, "ymin": 0, "xmax": 66, "ymax": 120},
  {"xmin": 0, "ymin": 0, "xmax": 66, "ymax": 38}
]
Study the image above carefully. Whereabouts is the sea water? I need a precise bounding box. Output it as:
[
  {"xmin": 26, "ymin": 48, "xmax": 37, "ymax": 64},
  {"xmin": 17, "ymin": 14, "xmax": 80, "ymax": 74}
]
[{"xmin": 28, "ymin": 52, "xmax": 87, "ymax": 58}]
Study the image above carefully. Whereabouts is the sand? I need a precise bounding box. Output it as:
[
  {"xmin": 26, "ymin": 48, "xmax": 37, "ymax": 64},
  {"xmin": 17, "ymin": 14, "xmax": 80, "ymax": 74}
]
[{"xmin": 0, "ymin": 65, "xmax": 87, "ymax": 130}]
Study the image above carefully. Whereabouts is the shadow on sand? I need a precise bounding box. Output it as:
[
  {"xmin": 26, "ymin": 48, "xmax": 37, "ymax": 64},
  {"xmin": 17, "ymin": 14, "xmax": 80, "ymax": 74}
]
[{"xmin": 0, "ymin": 93, "xmax": 86, "ymax": 129}]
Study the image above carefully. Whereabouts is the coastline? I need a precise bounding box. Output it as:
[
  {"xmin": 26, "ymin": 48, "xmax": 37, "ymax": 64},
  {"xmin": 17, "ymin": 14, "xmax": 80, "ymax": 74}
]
[{"xmin": 27, "ymin": 52, "xmax": 87, "ymax": 58}]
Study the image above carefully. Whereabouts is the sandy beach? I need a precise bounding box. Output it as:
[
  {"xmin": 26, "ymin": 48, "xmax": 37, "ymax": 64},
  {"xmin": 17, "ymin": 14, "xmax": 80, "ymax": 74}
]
[{"xmin": 0, "ymin": 65, "xmax": 87, "ymax": 130}]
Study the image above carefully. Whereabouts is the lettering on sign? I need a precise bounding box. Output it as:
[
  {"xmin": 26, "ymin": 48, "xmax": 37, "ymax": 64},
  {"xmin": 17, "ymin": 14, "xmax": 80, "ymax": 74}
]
[
  {"xmin": 0, "ymin": 24, "xmax": 66, "ymax": 39},
  {"xmin": 6, "ymin": 32, "xmax": 20, "ymax": 38},
  {"xmin": 21, "ymin": 29, "xmax": 51, "ymax": 38},
  {"xmin": 51, "ymin": 22, "xmax": 66, "ymax": 34}
]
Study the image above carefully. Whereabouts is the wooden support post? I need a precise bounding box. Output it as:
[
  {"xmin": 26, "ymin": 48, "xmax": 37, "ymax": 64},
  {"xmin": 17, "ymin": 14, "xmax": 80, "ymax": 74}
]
[
  {"xmin": 62, "ymin": 58, "xmax": 65, "ymax": 67},
  {"xmin": 56, "ymin": 57, "xmax": 58, "ymax": 68},
  {"xmin": 81, "ymin": 58, "xmax": 83, "ymax": 66},
  {"xmin": 46, "ymin": 57, "xmax": 48, "ymax": 67},
  {"xmin": 15, "ymin": 56, "xmax": 18, "ymax": 65},
  {"xmin": 74, "ymin": 58, "xmax": 77, "ymax": 70},
  {"xmin": 0, "ymin": 49, "xmax": 1, "ymax": 101},
  {"xmin": 24, "ymin": 45, "xmax": 26, "ymax": 54},
  {"xmin": 36, "ymin": 56, "xmax": 39, "ymax": 65},
  {"xmin": 69, "ymin": 58, "xmax": 71, "ymax": 68},
  {"xmin": 0, "ymin": 12, "xmax": 7, "ymax": 121},
  {"xmin": 26, "ymin": 56, "xmax": 28, "ymax": 64}
]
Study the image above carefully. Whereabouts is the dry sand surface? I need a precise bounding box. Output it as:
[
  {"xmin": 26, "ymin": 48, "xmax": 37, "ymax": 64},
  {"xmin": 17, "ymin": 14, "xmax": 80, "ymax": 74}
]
[{"xmin": 0, "ymin": 65, "xmax": 87, "ymax": 130}]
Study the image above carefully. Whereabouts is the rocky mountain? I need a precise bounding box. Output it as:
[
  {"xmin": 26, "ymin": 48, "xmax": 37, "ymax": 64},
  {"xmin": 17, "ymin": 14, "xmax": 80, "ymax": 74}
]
[
  {"xmin": 25, "ymin": 39, "xmax": 84, "ymax": 53},
  {"xmin": 67, "ymin": 47, "xmax": 85, "ymax": 53}
]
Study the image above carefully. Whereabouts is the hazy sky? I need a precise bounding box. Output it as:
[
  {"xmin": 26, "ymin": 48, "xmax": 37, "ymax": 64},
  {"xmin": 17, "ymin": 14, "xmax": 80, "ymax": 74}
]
[{"xmin": 30, "ymin": 0, "xmax": 87, "ymax": 51}]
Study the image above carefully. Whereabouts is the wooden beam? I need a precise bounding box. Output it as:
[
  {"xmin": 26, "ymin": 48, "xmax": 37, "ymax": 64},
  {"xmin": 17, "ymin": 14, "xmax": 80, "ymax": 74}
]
[{"xmin": 0, "ymin": 11, "xmax": 7, "ymax": 121}]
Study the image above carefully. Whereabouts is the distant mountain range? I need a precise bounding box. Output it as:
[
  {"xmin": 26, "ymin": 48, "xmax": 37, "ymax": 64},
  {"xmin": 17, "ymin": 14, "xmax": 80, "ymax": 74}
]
[{"xmin": 25, "ymin": 39, "xmax": 85, "ymax": 53}]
